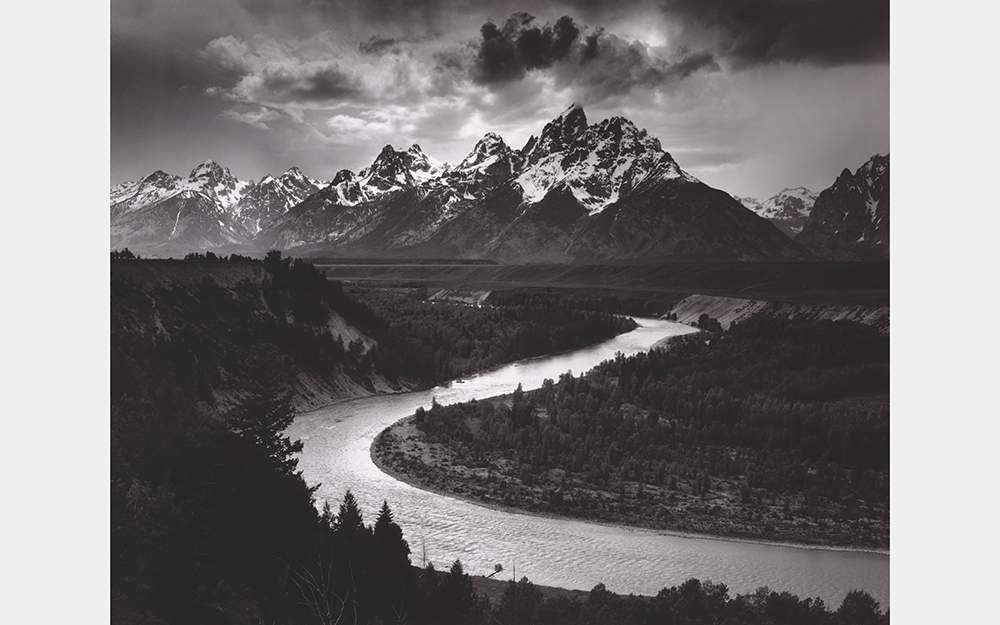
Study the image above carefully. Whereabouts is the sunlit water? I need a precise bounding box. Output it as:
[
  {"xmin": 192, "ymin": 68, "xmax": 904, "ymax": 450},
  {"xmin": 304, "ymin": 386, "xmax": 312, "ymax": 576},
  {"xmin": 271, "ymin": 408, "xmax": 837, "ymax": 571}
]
[{"xmin": 287, "ymin": 318, "xmax": 889, "ymax": 608}]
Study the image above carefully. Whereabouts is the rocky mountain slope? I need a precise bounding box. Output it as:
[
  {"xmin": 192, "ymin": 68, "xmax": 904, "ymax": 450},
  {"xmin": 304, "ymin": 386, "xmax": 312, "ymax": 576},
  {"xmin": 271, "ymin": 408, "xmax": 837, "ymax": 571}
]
[
  {"xmin": 111, "ymin": 106, "xmax": 810, "ymax": 261},
  {"xmin": 795, "ymin": 154, "xmax": 889, "ymax": 260},
  {"xmin": 739, "ymin": 187, "xmax": 817, "ymax": 238}
]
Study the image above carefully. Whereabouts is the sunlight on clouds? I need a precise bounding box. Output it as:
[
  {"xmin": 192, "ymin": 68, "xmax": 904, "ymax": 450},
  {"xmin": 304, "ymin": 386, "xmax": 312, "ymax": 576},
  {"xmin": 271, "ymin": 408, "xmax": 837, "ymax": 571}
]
[{"xmin": 221, "ymin": 107, "xmax": 283, "ymax": 130}]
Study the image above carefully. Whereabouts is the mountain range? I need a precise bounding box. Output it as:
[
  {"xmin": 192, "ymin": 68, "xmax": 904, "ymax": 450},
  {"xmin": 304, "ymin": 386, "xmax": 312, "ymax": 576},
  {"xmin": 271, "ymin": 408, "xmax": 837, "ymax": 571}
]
[{"xmin": 110, "ymin": 105, "xmax": 887, "ymax": 261}]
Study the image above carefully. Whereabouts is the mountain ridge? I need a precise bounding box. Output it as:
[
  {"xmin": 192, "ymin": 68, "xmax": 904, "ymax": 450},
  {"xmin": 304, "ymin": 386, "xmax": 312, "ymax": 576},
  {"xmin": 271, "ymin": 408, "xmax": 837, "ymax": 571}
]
[{"xmin": 111, "ymin": 107, "xmax": 884, "ymax": 261}]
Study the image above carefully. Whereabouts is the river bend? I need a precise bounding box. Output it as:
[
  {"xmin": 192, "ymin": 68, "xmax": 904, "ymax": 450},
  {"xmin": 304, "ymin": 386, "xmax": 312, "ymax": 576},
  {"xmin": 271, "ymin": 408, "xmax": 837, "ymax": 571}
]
[{"xmin": 286, "ymin": 318, "xmax": 889, "ymax": 607}]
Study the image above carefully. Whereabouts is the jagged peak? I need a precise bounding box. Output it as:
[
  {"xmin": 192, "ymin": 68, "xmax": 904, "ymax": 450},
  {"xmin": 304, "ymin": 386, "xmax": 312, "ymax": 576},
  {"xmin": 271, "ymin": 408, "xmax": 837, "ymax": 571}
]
[
  {"xmin": 521, "ymin": 105, "xmax": 589, "ymax": 165},
  {"xmin": 473, "ymin": 132, "xmax": 510, "ymax": 153},
  {"xmin": 456, "ymin": 132, "xmax": 516, "ymax": 172},
  {"xmin": 590, "ymin": 115, "xmax": 642, "ymax": 141},
  {"xmin": 190, "ymin": 158, "xmax": 225, "ymax": 174},
  {"xmin": 331, "ymin": 169, "xmax": 355, "ymax": 185},
  {"xmin": 549, "ymin": 104, "xmax": 587, "ymax": 133},
  {"xmin": 142, "ymin": 170, "xmax": 177, "ymax": 182},
  {"xmin": 520, "ymin": 134, "xmax": 537, "ymax": 154},
  {"xmin": 860, "ymin": 153, "xmax": 888, "ymax": 174}
]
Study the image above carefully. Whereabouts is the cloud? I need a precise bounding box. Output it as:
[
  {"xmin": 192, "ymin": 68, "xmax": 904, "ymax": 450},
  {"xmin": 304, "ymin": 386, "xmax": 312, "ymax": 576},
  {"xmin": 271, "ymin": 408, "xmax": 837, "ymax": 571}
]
[
  {"xmin": 325, "ymin": 113, "xmax": 397, "ymax": 139},
  {"xmin": 472, "ymin": 13, "xmax": 581, "ymax": 84},
  {"xmin": 201, "ymin": 34, "xmax": 402, "ymax": 114},
  {"xmin": 661, "ymin": 0, "xmax": 890, "ymax": 67},
  {"xmin": 221, "ymin": 106, "xmax": 284, "ymax": 130},
  {"xmin": 261, "ymin": 64, "xmax": 362, "ymax": 101},
  {"xmin": 456, "ymin": 13, "xmax": 719, "ymax": 101},
  {"xmin": 557, "ymin": 30, "xmax": 720, "ymax": 101}
]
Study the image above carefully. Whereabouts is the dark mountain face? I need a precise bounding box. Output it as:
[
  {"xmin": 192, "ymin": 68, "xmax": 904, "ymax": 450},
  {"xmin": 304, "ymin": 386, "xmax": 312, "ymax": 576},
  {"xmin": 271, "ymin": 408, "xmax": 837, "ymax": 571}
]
[
  {"xmin": 111, "ymin": 106, "xmax": 812, "ymax": 261},
  {"xmin": 521, "ymin": 103, "xmax": 589, "ymax": 166},
  {"xmin": 796, "ymin": 155, "xmax": 889, "ymax": 260}
]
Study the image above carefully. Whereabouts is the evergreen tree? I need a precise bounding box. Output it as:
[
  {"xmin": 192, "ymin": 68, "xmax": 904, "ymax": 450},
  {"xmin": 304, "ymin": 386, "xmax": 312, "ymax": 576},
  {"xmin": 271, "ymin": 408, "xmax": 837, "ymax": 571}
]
[
  {"xmin": 334, "ymin": 490, "xmax": 368, "ymax": 538},
  {"xmin": 226, "ymin": 391, "xmax": 302, "ymax": 478}
]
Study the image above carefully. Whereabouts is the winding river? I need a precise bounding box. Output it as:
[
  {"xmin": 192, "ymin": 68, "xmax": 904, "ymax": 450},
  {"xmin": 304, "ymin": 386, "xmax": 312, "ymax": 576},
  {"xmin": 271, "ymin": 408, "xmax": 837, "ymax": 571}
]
[{"xmin": 286, "ymin": 318, "xmax": 889, "ymax": 608}]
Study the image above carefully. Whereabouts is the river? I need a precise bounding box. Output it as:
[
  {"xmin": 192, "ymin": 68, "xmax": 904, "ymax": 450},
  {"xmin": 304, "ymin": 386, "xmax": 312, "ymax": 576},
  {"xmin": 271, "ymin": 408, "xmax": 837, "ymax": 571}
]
[{"xmin": 286, "ymin": 318, "xmax": 889, "ymax": 608}]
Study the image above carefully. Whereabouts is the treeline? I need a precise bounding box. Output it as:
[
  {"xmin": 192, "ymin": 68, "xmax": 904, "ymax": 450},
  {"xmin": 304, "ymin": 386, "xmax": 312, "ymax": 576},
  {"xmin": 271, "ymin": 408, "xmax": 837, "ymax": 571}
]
[
  {"xmin": 111, "ymin": 248, "xmax": 260, "ymax": 262},
  {"xmin": 184, "ymin": 250, "xmax": 258, "ymax": 262},
  {"xmin": 409, "ymin": 316, "xmax": 888, "ymax": 545},
  {"xmin": 347, "ymin": 285, "xmax": 637, "ymax": 384},
  {"xmin": 482, "ymin": 577, "xmax": 887, "ymax": 625}
]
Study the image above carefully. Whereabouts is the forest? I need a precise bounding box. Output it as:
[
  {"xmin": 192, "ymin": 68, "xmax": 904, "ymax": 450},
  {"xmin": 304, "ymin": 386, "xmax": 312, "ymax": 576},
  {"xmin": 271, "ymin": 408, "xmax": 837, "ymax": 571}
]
[{"xmin": 377, "ymin": 315, "xmax": 889, "ymax": 548}]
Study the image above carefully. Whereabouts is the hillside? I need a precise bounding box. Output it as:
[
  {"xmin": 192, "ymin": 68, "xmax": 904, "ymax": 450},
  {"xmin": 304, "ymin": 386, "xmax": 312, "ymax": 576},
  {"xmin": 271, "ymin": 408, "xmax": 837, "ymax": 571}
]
[{"xmin": 111, "ymin": 257, "xmax": 407, "ymax": 415}]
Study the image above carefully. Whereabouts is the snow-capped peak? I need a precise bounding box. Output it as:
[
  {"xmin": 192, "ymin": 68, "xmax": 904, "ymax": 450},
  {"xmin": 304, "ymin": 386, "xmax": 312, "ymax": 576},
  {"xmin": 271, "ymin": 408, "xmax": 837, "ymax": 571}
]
[
  {"xmin": 183, "ymin": 159, "xmax": 249, "ymax": 210},
  {"xmin": 110, "ymin": 170, "xmax": 184, "ymax": 215},
  {"xmin": 521, "ymin": 104, "xmax": 589, "ymax": 166},
  {"xmin": 405, "ymin": 144, "xmax": 450, "ymax": 183},
  {"xmin": 515, "ymin": 106, "xmax": 694, "ymax": 214},
  {"xmin": 457, "ymin": 132, "xmax": 514, "ymax": 171}
]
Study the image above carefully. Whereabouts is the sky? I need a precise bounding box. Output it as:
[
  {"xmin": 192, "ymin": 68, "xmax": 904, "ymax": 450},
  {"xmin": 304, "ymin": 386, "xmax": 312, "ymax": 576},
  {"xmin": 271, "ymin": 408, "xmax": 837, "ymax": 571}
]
[{"xmin": 111, "ymin": 0, "xmax": 889, "ymax": 199}]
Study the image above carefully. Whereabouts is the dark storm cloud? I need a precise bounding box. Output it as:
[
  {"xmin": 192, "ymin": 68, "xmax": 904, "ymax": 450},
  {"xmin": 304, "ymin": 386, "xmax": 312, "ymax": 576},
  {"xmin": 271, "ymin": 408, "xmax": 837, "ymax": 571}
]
[
  {"xmin": 472, "ymin": 13, "xmax": 581, "ymax": 84},
  {"xmin": 462, "ymin": 12, "xmax": 718, "ymax": 97},
  {"xmin": 662, "ymin": 0, "xmax": 889, "ymax": 67}
]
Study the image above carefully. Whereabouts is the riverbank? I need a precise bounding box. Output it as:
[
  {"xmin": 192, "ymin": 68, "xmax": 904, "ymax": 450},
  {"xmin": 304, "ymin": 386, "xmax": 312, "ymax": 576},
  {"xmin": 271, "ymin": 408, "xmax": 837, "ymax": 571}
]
[{"xmin": 372, "ymin": 403, "xmax": 889, "ymax": 552}]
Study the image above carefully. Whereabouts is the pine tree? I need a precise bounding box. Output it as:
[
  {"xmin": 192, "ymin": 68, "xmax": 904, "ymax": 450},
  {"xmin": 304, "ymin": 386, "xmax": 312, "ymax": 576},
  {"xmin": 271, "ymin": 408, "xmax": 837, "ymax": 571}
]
[
  {"xmin": 334, "ymin": 490, "xmax": 368, "ymax": 538},
  {"xmin": 226, "ymin": 391, "xmax": 302, "ymax": 478}
]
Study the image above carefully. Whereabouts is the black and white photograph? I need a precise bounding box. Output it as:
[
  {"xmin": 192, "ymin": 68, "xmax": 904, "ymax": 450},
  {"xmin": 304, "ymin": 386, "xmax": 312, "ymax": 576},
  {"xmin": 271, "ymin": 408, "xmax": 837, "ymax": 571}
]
[{"xmin": 103, "ymin": 0, "xmax": 938, "ymax": 622}]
